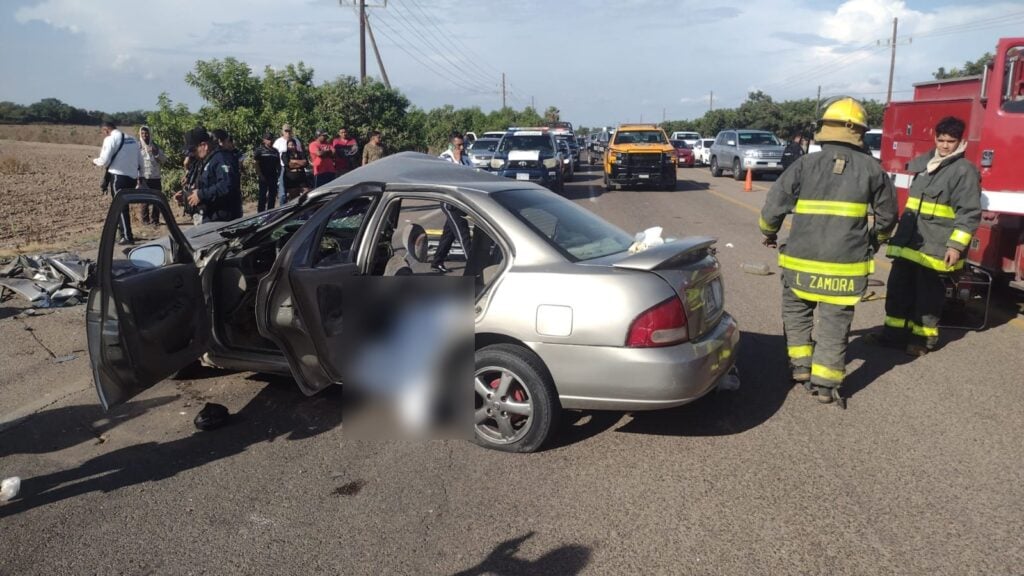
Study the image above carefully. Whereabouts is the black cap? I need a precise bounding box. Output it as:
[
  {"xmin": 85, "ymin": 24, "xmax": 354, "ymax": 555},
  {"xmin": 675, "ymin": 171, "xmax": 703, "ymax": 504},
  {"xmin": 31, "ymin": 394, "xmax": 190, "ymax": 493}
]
[
  {"xmin": 186, "ymin": 126, "xmax": 211, "ymax": 147},
  {"xmin": 262, "ymin": 131, "xmax": 274, "ymax": 141},
  {"xmin": 211, "ymin": 128, "xmax": 230, "ymax": 142}
]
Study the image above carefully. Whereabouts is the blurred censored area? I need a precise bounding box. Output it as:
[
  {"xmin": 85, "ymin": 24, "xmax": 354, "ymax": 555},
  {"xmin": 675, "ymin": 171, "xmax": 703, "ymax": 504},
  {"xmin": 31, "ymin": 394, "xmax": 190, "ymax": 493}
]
[{"xmin": 340, "ymin": 276, "xmax": 473, "ymax": 441}]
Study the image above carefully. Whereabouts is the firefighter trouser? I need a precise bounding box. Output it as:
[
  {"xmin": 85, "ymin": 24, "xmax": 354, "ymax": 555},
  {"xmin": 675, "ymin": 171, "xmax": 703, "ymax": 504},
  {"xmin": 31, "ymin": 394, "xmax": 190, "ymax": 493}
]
[
  {"xmin": 882, "ymin": 258, "xmax": 944, "ymax": 349},
  {"xmin": 782, "ymin": 280, "xmax": 856, "ymax": 389}
]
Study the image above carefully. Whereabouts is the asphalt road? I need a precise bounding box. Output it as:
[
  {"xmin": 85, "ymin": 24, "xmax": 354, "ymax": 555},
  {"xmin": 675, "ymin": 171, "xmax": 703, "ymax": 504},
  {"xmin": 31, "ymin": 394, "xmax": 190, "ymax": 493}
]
[{"xmin": 2, "ymin": 158, "xmax": 1024, "ymax": 575}]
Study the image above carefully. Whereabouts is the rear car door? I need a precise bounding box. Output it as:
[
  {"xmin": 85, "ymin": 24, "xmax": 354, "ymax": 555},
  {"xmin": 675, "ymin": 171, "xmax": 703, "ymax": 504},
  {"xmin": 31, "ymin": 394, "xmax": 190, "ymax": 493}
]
[
  {"xmin": 86, "ymin": 189, "xmax": 210, "ymax": 410},
  {"xmin": 256, "ymin": 183, "xmax": 383, "ymax": 395}
]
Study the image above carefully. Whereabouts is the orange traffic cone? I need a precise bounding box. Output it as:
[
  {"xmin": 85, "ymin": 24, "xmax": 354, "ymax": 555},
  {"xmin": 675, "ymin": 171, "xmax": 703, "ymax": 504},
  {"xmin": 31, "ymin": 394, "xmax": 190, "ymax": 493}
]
[{"xmin": 744, "ymin": 168, "xmax": 753, "ymax": 192}]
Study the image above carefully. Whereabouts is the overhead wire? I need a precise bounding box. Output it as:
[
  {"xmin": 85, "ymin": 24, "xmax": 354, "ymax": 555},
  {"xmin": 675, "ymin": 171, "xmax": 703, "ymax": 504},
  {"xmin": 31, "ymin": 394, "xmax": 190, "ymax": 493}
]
[
  {"xmin": 375, "ymin": 3, "xmax": 496, "ymax": 91},
  {"xmin": 397, "ymin": 0, "xmax": 503, "ymax": 85},
  {"xmin": 369, "ymin": 16, "xmax": 493, "ymax": 95}
]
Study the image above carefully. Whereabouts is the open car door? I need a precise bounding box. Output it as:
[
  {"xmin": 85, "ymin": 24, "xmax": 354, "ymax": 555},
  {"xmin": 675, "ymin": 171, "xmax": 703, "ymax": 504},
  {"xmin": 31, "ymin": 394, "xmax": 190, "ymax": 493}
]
[
  {"xmin": 256, "ymin": 183, "xmax": 383, "ymax": 395},
  {"xmin": 86, "ymin": 189, "xmax": 210, "ymax": 410}
]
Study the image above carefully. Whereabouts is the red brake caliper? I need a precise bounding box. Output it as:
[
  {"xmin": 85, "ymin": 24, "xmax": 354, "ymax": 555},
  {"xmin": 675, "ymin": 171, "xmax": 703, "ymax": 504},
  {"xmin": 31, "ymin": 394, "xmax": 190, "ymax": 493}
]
[{"xmin": 489, "ymin": 377, "xmax": 526, "ymax": 424}]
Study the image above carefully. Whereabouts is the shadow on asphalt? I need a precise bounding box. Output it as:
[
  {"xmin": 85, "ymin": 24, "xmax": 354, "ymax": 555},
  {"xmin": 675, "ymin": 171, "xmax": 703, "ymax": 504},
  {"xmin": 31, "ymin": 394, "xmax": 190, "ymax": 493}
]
[
  {"xmin": 844, "ymin": 279, "xmax": 1022, "ymax": 398},
  {"xmin": 615, "ymin": 331, "xmax": 794, "ymax": 438},
  {"xmin": 0, "ymin": 396, "xmax": 178, "ymax": 458},
  {"xmin": 0, "ymin": 377, "xmax": 342, "ymax": 519},
  {"xmin": 450, "ymin": 531, "xmax": 590, "ymax": 576}
]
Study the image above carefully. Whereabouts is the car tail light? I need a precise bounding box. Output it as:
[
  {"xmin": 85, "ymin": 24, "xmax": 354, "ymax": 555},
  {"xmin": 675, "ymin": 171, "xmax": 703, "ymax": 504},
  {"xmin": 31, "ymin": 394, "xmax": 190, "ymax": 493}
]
[{"xmin": 626, "ymin": 297, "xmax": 689, "ymax": 347}]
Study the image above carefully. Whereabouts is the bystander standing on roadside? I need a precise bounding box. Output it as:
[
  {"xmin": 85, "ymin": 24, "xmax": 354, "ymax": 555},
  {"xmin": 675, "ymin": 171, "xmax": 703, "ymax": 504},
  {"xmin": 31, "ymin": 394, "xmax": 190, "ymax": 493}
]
[
  {"xmin": 782, "ymin": 133, "xmax": 805, "ymax": 172},
  {"xmin": 362, "ymin": 130, "xmax": 384, "ymax": 165},
  {"xmin": 92, "ymin": 120, "xmax": 141, "ymax": 244},
  {"xmin": 282, "ymin": 139, "xmax": 309, "ymax": 201},
  {"xmin": 253, "ymin": 131, "xmax": 281, "ymax": 212},
  {"xmin": 273, "ymin": 124, "xmax": 303, "ymax": 206},
  {"xmin": 431, "ymin": 131, "xmax": 473, "ymax": 273},
  {"xmin": 174, "ymin": 127, "xmax": 242, "ymax": 223},
  {"xmin": 136, "ymin": 125, "xmax": 166, "ymax": 226},
  {"xmin": 309, "ymin": 129, "xmax": 337, "ymax": 187},
  {"xmin": 332, "ymin": 126, "xmax": 359, "ymax": 175}
]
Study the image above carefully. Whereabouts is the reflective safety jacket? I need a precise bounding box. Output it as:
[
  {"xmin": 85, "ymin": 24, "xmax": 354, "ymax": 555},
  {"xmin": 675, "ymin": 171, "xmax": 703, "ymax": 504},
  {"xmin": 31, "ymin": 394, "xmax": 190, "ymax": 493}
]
[
  {"xmin": 886, "ymin": 149, "xmax": 981, "ymax": 273},
  {"xmin": 760, "ymin": 143, "xmax": 897, "ymax": 306}
]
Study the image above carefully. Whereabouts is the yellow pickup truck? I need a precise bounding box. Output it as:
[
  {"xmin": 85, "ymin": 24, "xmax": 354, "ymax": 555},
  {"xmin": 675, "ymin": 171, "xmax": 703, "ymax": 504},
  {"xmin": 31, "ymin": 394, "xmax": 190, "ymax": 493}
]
[{"xmin": 602, "ymin": 124, "xmax": 677, "ymax": 191}]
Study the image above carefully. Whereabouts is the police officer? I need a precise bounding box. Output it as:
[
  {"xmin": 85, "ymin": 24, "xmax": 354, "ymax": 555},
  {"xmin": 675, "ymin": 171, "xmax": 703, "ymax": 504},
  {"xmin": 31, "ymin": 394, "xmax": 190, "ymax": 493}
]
[
  {"xmin": 759, "ymin": 97, "xmax": 897, "ymax": 405},
  {"xmin": 781, "ymin": 133, "xmax": 805, "ymax": 171},
  {"xmin": 872, "ymin": 116, "xmax": 980, "ymax": 356},
  {"xmin": 175, "ymin": 127, "xmax": 242, "ymax": 223}
]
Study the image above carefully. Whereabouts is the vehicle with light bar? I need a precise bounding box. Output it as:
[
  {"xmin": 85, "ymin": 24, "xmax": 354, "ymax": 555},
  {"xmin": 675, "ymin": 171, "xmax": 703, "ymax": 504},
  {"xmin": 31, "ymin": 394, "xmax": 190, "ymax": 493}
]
[{"xmin": 490, "ymin": 128, "xmax": 565, "ymax": 192}]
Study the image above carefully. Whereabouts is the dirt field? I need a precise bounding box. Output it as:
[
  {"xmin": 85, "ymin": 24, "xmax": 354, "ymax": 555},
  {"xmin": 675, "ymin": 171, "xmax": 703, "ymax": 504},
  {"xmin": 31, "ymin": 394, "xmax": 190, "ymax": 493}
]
[
  {"xmin": 0, "ymin": 124, "xmax": 138, "ymax": 146},
  {"xmin": 0, "ymin": 139, "xmax": 116, "ymax": 254}
]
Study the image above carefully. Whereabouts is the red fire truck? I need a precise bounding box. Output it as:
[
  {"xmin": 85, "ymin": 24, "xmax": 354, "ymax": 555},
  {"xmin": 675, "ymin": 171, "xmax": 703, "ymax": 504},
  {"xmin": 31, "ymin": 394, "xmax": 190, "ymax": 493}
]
[{"xmin": 881, "ymin": 37, "xmax": 1024, "ymax": 293}]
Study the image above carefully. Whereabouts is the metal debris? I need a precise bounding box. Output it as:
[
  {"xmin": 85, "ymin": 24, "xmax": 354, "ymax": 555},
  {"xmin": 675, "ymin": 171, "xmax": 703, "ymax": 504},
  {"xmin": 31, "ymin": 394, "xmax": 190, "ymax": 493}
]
[{"xmin": 0, "ymin": 253, "xmax": 92, "ymax": 308}]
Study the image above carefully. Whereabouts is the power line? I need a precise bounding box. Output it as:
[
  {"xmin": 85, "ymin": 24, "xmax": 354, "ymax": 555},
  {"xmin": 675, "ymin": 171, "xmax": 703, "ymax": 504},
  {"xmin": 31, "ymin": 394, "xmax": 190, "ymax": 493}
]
[
  {"xmin": 370, "ymin": 17, "xmax": 492, "ymax": 95},
  {"xmin": 376, "ymin": 2, "xmax": 497, "ymax": 90},
  {"xmin": 396, "ymin": 0, "xmax": 502, "ymax": 86}
]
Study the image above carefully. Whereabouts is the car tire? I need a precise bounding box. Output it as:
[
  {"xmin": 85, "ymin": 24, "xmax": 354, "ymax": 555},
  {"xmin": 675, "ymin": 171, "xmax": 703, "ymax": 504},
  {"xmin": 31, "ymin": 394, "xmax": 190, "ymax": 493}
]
[
  {"xmin": 473, "ymin": 344, "xmax": 560, "ymax": 453},
  {"xmin": 710, "ymin": 156, "xmax": 722, "ymax": 177},
  {"xmin": 732, "ymin": 158, "xmax": 744, "ymax": 181}
]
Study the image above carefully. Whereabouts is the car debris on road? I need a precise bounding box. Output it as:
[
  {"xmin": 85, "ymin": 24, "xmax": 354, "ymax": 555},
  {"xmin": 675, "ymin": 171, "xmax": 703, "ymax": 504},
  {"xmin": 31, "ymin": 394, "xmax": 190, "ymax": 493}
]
[{"xmin": 0, "ymin": 252, "xmax": 92, "ymax": 308}]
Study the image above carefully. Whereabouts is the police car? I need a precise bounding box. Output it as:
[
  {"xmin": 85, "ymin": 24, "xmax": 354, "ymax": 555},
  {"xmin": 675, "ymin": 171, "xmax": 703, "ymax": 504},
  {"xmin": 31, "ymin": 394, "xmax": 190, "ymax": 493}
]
[{"xmin": 489, "ymin": 128, "xmax": 565, "ymax": 193}]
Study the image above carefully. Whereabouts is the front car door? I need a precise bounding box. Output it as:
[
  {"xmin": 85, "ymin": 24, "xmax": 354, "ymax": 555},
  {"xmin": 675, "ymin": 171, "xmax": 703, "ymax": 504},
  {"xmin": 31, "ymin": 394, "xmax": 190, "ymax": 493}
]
[
  {"xmin": 255, "ymin": 183, "xmax": 383, "ymax": 395},
  {"xmin": 86, "ymin": 189, "xmax": 210, "ymax": 409}
]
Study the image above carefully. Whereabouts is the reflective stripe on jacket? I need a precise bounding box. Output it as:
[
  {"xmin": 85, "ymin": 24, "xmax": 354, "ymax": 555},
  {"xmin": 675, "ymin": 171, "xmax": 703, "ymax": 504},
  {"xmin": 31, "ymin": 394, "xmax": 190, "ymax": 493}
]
[
  {"xmin": 760, "ymin": 142, "xmax": 897, "ymax": 305},
  {"xmin": 888, "ymin": 149, "xmax": 981, "ymax": 272}
]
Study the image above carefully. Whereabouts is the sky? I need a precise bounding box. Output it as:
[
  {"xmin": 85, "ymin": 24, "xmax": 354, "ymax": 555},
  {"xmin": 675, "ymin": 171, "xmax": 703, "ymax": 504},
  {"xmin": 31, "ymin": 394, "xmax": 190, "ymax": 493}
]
[{"xmin": 1, "ymin": 0, "xmax": 1023, "ymax": 127}]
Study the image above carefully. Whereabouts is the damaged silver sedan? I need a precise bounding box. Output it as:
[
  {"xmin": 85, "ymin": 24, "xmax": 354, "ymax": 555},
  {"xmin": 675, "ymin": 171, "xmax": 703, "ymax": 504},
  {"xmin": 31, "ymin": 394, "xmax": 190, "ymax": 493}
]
[{"xmin": 87, "ymin": 152, "xmax": 739, "ymax": 452}]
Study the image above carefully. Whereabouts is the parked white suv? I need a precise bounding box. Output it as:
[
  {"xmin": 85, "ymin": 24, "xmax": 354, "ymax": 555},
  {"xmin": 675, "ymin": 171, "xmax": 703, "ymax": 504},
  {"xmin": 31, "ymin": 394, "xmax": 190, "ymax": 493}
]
[
  {"xmin": 808, "ymin": 128, "xmax": 882, "ymax": 160},
  {"xmin": 692, "ymin": 138, "xmax": 715, "ymax": 166}
]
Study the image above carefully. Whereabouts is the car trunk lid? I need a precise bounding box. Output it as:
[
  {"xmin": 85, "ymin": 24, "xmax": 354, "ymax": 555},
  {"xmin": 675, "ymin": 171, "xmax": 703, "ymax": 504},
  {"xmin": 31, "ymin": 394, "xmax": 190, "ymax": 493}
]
[{"xmin": 591, "ymin": 237, "xmax": 724, "ymax": 339}]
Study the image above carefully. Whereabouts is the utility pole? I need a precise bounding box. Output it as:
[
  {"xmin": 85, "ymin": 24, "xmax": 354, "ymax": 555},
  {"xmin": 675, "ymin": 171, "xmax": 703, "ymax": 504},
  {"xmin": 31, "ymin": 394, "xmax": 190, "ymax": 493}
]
[
  {"xmin": 662, "ymin": 108, "xmax": 666, "ymax": 123},
  {"xmin": 359, "ymin": 0, "xmax": 367, "ymax": 82},
  {"xmin": 364, "ymin": 13, "xmax": 390, "ymax": 88},
  {"xmin": 709, "ymin": 90, "xmax": 714, "ymax": 112},
  {"xmin": 531, "ymin": 96, "xmax": 535, "ymax": 109},
  {"xmin": 501, "ymin": 73, "xmax": 506, "ymax": 109},
  {"xmin": 886, "ymin": 17, "xmax": 898, "ymax": 104},
  {"xmin": 815, "ymin": 85, "xmax": 821, "ymax": 118}
]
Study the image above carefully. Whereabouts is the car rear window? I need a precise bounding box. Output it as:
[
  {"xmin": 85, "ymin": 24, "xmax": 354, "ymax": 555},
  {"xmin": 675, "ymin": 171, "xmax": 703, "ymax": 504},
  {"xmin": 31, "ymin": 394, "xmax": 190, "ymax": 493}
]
[
  {"xmin": 492, "ymin": 188, "xmax": 634, "ymax": 261},
  {"xmin": 469, "ymin": 139, "xmax": 499, "ymax": 151}
]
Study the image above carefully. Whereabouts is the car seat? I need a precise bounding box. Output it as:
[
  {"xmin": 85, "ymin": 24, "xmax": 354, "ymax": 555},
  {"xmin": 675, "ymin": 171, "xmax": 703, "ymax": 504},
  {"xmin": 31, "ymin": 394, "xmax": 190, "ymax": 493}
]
[{"xmin": 382, "ymin": 223, "xmax": 428, "ymax": 276}]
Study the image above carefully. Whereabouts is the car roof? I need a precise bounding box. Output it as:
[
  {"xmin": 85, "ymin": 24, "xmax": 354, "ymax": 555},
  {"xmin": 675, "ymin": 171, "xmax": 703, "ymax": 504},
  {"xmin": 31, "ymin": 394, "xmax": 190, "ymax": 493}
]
[
  {"xmin": 310, "ymin": 152, "xmax": 530, "ymax": 198},
  {"xmin": 617, "ymin": 123, "xmax": 660, "ymax": 130}
]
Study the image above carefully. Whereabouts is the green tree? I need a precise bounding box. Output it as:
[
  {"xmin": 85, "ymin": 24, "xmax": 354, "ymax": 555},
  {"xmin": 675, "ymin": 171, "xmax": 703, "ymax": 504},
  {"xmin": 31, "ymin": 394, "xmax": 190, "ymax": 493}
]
[
  {"xmin": 933, "ymin": 52, "xmax": 994, "ymax": 80},
  {"xmin": 543, "ymin": 106, "xmax": 560, "ymax": 123}
]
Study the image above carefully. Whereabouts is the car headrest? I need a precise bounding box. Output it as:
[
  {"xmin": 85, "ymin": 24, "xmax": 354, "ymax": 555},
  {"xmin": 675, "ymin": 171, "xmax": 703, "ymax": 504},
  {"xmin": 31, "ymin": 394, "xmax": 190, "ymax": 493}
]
[{"xmin": 403, "ymin": 223, "xmax": 428, "ymax": 263}]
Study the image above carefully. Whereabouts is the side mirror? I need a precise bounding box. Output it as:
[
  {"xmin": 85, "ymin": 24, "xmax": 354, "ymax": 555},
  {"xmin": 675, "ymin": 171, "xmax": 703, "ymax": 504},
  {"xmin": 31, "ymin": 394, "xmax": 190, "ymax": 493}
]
[{"xmin": 128, "ymin": 245, "xmax": 167, "ymax": 269}]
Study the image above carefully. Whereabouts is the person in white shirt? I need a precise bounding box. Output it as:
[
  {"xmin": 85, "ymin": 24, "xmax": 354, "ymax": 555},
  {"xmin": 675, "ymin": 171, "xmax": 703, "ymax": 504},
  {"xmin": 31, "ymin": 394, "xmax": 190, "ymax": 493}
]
[
  {"xmin": 272, "ymin": 123, "xmax": 303, "ymax": 206},
  {"xmin": 136, "ymin": 125, "xmax": 166, "ymax": 226},
  {"xmin": 432, "ymin": 132, "xmax": 473, "ymax": 272},
  {"xmin": 93, "ymin": 120, "xmax": 141, "ymax": 244}
]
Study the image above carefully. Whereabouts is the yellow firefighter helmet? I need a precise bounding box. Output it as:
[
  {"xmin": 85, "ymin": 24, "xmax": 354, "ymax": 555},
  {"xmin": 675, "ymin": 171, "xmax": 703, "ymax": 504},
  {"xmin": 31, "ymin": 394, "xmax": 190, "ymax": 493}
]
[{"xmin": 819, "ymin": 96, "xmax": 868, "ymax": 130}]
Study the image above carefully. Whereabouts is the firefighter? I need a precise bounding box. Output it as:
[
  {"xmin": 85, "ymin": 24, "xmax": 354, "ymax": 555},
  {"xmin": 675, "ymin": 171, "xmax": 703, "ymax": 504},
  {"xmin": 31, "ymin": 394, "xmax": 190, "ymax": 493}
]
[
  {"xmin": 871, "ymin": 116, "xmax": 981, "ymax": 356},
  {"xmin": 760, "ymin": 96, "xmax": 897, "ymax": 405}
]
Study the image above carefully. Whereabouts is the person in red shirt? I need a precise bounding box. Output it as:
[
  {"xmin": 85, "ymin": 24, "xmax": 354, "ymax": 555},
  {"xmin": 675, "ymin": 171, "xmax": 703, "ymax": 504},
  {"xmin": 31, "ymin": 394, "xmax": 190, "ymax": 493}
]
[
  {"xmin": 309, "ymin": 129, "xmax": 336, "ymax": 188},
  {"xmin": 332, "ymin": 127, "xmax": 359, "ymax": 175}
]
